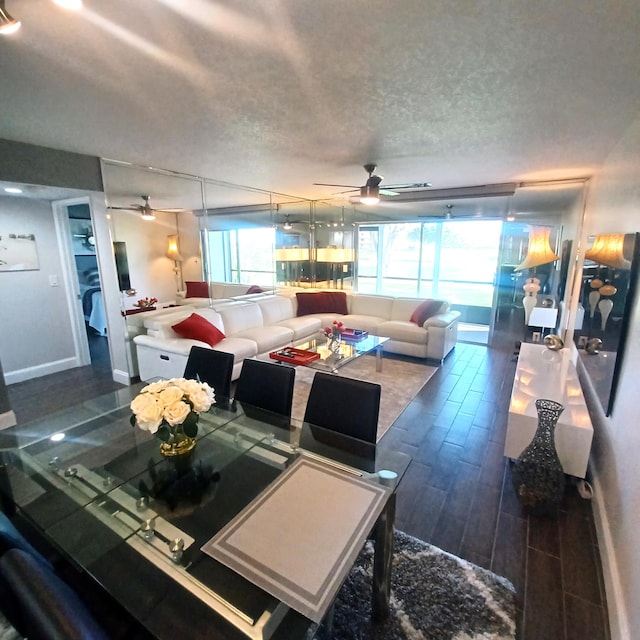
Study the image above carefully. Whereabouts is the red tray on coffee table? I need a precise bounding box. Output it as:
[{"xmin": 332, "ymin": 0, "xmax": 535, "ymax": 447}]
[{"xmin": 269, "ymin": 347, "xmax": 321, "ymax": 365}]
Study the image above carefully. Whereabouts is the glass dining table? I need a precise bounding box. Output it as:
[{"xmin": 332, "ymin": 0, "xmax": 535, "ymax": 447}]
[{"xmin": 0, "ymin": 385, "xmax": 411, "ymax": 640}]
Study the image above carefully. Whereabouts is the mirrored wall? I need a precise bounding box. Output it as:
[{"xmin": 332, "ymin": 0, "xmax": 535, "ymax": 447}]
[{"xmin": 574, "ymin": 232, "xmax": 640, "ymax": 415}]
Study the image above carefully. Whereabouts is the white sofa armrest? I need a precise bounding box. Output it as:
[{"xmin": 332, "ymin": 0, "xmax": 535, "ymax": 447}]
[
  {"xmin": 424, "ymin": 310, "xmax": 461, "ymax": 361},
  {"xmin": 423, "ymin": 310, "xmax": 460, "ymax": 329}
]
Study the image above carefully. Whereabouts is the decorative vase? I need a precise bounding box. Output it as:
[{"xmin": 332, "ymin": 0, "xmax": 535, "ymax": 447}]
[
  {"xmin": 512, "ymin": 399, "xmax": 566, "ymax": 516},
  {"xmin": 159, "ymin": 425, "xmax": 197, "ymax": 457},
  {"xmin": 327, "ymin": 333, "xmax": 342, "ymax": 353}
]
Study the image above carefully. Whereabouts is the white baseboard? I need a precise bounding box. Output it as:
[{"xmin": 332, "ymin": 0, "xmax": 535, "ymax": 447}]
[
  {"xmin": 0, "ymin": 410, "xmax": 17, "ymax": 430},
  {"xmin": 591, "ymin": 473, "xmax": 629, "ymax": 640},
  {"xmin": 4, "ymin": 357, "xmax": 79, "ymax": 385},
  {"xmin": 112, "ymin": 368, "xmax": 133, "ymax": 386}
]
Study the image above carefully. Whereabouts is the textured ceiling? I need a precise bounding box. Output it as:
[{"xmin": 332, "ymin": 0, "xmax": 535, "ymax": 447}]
[{"xmin": 1, "ymin": 0, "xmax": 639, "ymax": 212}]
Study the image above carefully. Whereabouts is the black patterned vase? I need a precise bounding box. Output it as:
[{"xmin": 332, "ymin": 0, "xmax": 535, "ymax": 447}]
[{"xmin": 512, "ymin": 399, "xmax": 566, "ymax": 516}]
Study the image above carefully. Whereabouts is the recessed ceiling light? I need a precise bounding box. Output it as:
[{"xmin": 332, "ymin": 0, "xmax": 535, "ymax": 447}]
[
  {"xmin": 50, "ymin": 432, "xmax": 65, "ymax": 442},
  {"xmin": 4, "ymin": 187, "xmax": 22, "ymax": 194}
]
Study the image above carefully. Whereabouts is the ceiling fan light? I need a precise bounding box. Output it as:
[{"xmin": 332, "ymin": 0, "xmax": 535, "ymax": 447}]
[
  {"xmin": 360, "ymin": 185, "xmax": 379, "ymax": 205},
  {"xmin": 0, "ymin": 2, "xmax": 21, "ymax": 34},
  {"xmin": 141, "ymin": 211, "xmax": 156, "ymax": 221}
]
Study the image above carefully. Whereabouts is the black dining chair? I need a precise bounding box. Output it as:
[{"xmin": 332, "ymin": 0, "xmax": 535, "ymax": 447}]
[
  {"xmin": 183, "ymin": 346, "xmax": 235, "ymax": 406},
  {"xmin": 303, "ymin": 372, "xmax": 381, "ymax": 443},
  {"xmin": 233, "ymin": 359, "xmax": 295, "ymax": 429},
  {"xmin": 0, "ymin": 548, "xmax": 110, "ymax": 640}
]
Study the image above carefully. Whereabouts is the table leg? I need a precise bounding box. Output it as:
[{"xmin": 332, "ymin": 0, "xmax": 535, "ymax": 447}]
[
  {"xmin": 372, "ymin": 492, "xmax": 395, "ymax": 621},
  {"xmin": 375, "ymin": 346, "xmax": 384, "ymax": 372}
]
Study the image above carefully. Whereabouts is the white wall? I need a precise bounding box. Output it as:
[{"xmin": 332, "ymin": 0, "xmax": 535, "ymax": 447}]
[
  {"xmin": 0, "ymin": 196, "xmax": 77, "ymax": 380},
  {"xmin": 579, "ymin": 113, "xmax": 640, "ymax": 640}
]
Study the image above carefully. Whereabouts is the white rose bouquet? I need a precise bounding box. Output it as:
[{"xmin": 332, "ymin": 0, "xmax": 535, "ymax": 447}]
[{"xmin": 130, "ymin": 378, "xmax": 215, "ymax": 448}]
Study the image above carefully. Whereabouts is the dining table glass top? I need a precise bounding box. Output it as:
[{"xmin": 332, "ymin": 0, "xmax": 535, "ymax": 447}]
[{"xmin": 0, "ymin": 383, "xmax": 410, "ymax": 640}]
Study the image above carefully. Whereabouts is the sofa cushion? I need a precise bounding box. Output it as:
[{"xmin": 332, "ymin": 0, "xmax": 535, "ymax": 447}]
[
  {"xmin": 257, "ymin": 296, "xmax": 295, "ymax": 324},
  {"xmin": 274, "ymin": 315, "xmax": 322, "ymax": 340},
  {"xmin": 339, "ymin": 314, "xmax": 387, "ymax": 334},
  {"xmin": 185, "ymin": 281, "xmax": 209, "ymax": 298},
  {"xmin": 218, "ymin": 302, "xmax": 264, "ymax": 334},
  {"xmin": 296, "ymin": 291, "xmax": 348, "ymax": 316},
  {"xmin": 233, "ymin": 325, "xmax": 295, "ymax": 353},
  {"xmin": 376, "ymin": 320, "xmax": 429, "ymax": 345},
  {"xmin": 349, "ymin": 294, "xmax": 394, "ymax": 319},
  {"xmin": 172, "ymin": 313, "xmax": 226, "ymax": 347},
  {"xmin": 410, "ymin": 299, "xmax": 447, "ymax": 326}
]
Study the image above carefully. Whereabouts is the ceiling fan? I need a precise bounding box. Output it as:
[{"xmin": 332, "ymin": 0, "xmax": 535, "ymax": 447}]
[
  {"xmin": 108, "ymin": 195, "xmax": 185, "ymax": 221},
  {"xmin": 313, "ymin": 164, "xmax": 432, "ymax": 205},
  {"xmin": 275, "ymin": 214, "xmax": 309, "ymax": 230},
  {"xmin": 418, "ymin": 204, "xmax": 482, "ymax": 220}
]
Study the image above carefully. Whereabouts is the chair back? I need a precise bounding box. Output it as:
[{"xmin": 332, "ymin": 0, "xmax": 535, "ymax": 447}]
[
  {"xmin": 303, "ymin": 372, "xmax": 381, "ymax": 443},
  {"xmin": 183, "ymin": 346, "xmax": 234, "ymax": 404},
  {"xmin": 234, "ymin": 359, "xmax": 295, "ymax": 427}
]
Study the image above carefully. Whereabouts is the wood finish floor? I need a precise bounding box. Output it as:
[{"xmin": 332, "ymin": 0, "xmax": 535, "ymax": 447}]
[{"xmin": 6, "ymin": 327, "xmax": 610, "ymax": 640}]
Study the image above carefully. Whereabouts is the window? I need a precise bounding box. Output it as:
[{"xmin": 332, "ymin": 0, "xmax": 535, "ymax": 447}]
[
  {"xmin": 206, "ymin": 228, "xmax": 276, "ymax": 285},
  {"xmin": 357, "ymin": 219, "xmax": 502, "ymax": 311}
]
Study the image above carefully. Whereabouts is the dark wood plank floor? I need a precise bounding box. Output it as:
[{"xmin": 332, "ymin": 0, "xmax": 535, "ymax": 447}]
[
  {"xmin": 379, "ymin": 336, "xmax": 610, "ymax": 640},
  {"xmin": 6, "ymin": 322, "xmax": 610, "ymax": 640}
]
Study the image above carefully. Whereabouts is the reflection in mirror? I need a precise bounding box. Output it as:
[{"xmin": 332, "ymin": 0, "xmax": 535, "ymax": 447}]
[
  {"xmin": 313, "ymin": 203, "xmax": 355, "ymax": 290},
  {"xmin": 576, "ymin": 232, "xmax": 640, "ymax": 415}
]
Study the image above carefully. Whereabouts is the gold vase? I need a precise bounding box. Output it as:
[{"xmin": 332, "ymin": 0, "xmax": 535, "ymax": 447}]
[{"xmin": 159, "ymin": 431, "xmax": 197, "ymax": 457}]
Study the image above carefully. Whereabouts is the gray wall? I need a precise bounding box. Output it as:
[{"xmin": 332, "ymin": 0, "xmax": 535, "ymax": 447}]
[
  {"xmin": 578, "ymin": 111, "xmax": 640, "ymax": 640},
  {"xmin": 0, "ymin": 197, "xmax": 76, "ymax": 381}
]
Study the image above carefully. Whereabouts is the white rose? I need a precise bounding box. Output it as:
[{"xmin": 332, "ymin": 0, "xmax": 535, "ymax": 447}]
[
  {"xmin": 130, "ymin": 393, "xmax": 164, "ymax": 433},
  {"xmin": 163, "ymin": 400, "xmax": 192, "ymax": 426},
  {"xmin": 189, "ymin": 387, "xmax": 214, "ymax": 413},
  {"xmin": 158, "ymin": 385, "xmax": 184, "ymax": 408},
  {"xmin": 142, "ymin": 380, "xmax": 169, "ymax": 394},
  {"xmin": 175, "ymin": 379, "xmax": 203, "ymax": 397}
]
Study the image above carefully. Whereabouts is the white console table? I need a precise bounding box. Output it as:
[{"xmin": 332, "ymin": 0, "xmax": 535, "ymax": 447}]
[{"xmin": 505, "ymin": 343, "xmax": 593, "ymax": 478}]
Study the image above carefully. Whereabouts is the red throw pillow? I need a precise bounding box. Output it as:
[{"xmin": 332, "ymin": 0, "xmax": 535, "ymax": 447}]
[
  {"xmin": 246, "ymin": 285, "xmax": 264, "ymax": 294},
  {"xmin": 172, "ymin": 313, "xmax": 225, "ymax": 347},
  {"xmin": 296, "ymin": 291, "xmax": 348, "ymax": 316},
  {"xmin": 185, "ymin": 281, "xmax": 209, "ymax": 298},
  {"xmin": 410, "ymin": 300, "xmax": 445, "ymax": 325}
]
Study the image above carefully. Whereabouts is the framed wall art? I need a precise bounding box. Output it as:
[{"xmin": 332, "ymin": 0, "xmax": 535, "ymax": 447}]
[{"xmin": 0, "ymin": 231, "xmax": 39, "ymax": 271}]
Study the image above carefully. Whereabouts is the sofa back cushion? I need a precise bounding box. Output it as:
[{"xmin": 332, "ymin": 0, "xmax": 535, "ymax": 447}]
[
  {"xmin": 410, "ymin": 299, "xmax": 448, "ymax": 325},
  {"xmin": 218, "ymin": 302, "xmax": 264, "ymax": 334},
  {"xmin": 296, "ymin": 291, "xmax": 348, "ymax": 316},
  {"xmin": 185, "ymin": 281, "xmax": 209, "ymax": 298},
  {"xmin": 145, "ymin": 309, "xmax": 224, "ymax": 339},
  {"xmin": 349, "ymin": 294, "xmax": 394, "ymax": 319},
  {"xmin": 257, "ymin": 296, "xmax": 294, "ymax": 324},
  {"xmin": 171, "ymin": 313, "xmax": 226, "ymax": 347}
]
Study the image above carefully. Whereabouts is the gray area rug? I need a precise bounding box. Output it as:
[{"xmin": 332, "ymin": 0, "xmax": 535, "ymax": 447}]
[
  {"xmin": 332, "ymin": 530, "xmax": 516, "ymax": 640},
  {"xmin": 291, "ymin": 356, "xmax": 437, "ymax": 441}
]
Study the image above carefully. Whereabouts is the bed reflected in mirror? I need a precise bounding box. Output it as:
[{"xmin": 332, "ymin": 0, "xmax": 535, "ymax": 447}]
[{"xmin": 575, "ymin": 232, "xmax": 639, "ymax": 415}]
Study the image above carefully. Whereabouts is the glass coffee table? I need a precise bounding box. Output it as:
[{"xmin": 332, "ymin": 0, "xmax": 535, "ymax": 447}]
[{"xmin": 272, "ymin": 333, "xmax": 389, "ymax": 373}]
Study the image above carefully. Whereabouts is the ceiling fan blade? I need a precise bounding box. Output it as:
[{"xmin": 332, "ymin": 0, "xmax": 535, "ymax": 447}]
[
  {"xmin": 383, "ymin": 182, "xmax": 432, "ymax": 190},
  {"xmin": 379, "ymin": 189, "xmax": 400, "ymax": 196},
  {"xmin": 153, "ymin": 208, "xmax": 187, "ymax": 213},
  {"xmin": 108, "ymin": 206, "xmax": 140, "ymax": 211},
  {"xmin": 313, "ymin": 183, "xmax": 359, "ymax": 189}
]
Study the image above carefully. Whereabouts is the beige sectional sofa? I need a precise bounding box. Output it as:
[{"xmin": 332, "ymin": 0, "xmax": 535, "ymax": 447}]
[{"xmin": 133, "ymin": 291, "xmax": 460, "ymax": 382}]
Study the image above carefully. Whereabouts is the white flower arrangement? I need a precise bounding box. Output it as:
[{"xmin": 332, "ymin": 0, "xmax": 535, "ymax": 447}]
[{"xmin": 130, "ymin": 378, "xmax": 215, "ymax": 443}]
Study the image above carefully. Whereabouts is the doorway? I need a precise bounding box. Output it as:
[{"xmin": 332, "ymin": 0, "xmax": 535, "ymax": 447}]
[{"xmin": 53, "ymin": 197, "xmax": 111, "ymax": 374}]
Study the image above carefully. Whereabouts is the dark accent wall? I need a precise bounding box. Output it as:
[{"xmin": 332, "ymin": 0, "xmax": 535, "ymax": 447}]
[{"xmin": 0, "ymin": 138, "xmax": 103, "ymax": 192}]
